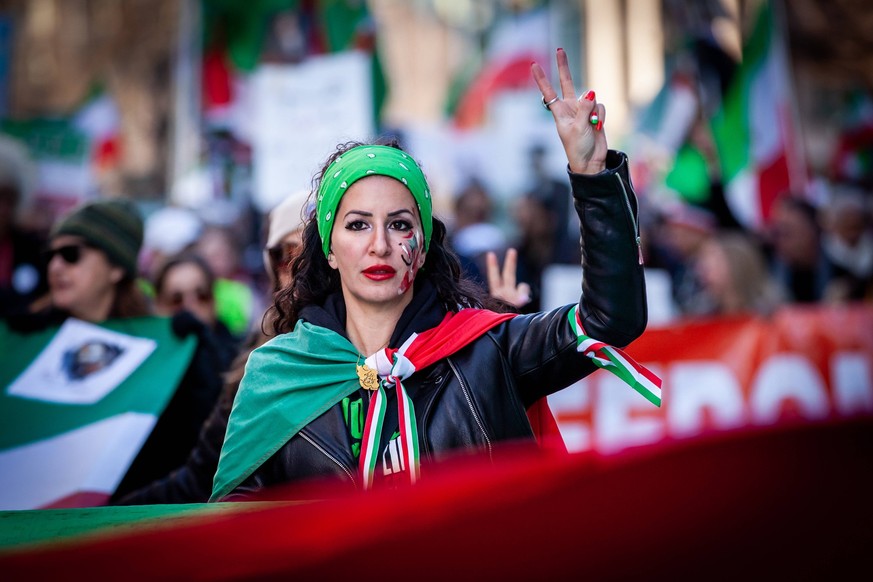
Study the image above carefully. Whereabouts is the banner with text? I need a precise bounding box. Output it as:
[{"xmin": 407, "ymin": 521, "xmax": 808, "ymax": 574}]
[{"xmin": 549, "ymin": 305, "xmax": 873, "ymax": 453}]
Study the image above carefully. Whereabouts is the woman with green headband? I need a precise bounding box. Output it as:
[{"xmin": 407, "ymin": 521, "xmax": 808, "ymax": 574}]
[{"xmin": 211, "ymin": 49, "xmax": 658, "ymax": 499}]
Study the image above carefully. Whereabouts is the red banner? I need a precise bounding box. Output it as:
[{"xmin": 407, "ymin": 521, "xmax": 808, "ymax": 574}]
[
  {"xmin": 1, "ymin": 306, "xmax": 872, "ymax": 578},
  {"xmin": 550, "ymin": 304, "xmax": 873, "ymax": 453}
]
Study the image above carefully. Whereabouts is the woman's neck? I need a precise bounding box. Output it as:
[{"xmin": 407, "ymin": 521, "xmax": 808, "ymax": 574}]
[{"xmin": 344, "ymin": 296, "xmax": 411, "ymax": 356}]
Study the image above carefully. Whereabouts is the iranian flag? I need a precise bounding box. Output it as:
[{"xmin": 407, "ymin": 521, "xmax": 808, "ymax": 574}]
[
  {"xmin": 711, "ymin": 1, "xmax": 806, "ymax": 230},
  {"xmin": 0, "ymin": 317, "xmax": 196, "ymax": 510},
  {"xmin": 449, "ymin": 9, "xmax": 551, "ymax": 129}
]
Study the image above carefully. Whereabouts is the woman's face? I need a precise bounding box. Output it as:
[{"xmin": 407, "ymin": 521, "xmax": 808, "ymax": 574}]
[
  {"xmin": 770, "ymin": 202, "xmax": 818, "ymax": 266},
  {"xmin": 156, "ymin": 262, "xmax": 216, "ymax": 326},
  {"xmin": 696, "ymin": 240, "xmax": 731, "ymax": 298},
  {"xmin": 47, "ymin": 235, "xmax": 123, "ymax": 322},
  {"xmin": 327, "ymin": 175, "xmax": 426, "ymax": 311}
]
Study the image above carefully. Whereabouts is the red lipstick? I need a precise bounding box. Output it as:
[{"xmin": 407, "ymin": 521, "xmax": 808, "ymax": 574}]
[{"xmin": 363, "ymin": 265, "xmax": 396, "ymax": 281}]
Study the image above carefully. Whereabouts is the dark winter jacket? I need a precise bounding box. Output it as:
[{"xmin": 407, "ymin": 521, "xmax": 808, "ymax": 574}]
[{"xmin": 224, "ymin": 150, "xmax": 647, "ymax": 498}]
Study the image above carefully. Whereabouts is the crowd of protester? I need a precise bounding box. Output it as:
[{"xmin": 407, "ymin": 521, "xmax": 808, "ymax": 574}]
[
  {"xmin": 638, "ymin": 187, "xmax": 873, "ymax": 318},
  {"xmin": 4, "ymin": 147, "xmax": 871, "ymax": 338},
  {"xmin": 1, "ymin": 131, "xmax": 871, "ymax": 505}
]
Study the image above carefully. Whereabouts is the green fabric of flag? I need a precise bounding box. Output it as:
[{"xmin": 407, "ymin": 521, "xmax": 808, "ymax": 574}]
[
  {"xmin": 0, "ymin": 502, "xmax": 286, "ymax": 550},
  {"xmin": 709, "ymin": 2, "xmax": 800, "ymax": 227},
  {"xmin": 211, "ymin": 320, "xmax": 361, "ymax": 500},
  {"xmin": 710, "ymin": 6, "xmax": 772, "ymax": 192},
  {"xmin": 665, "ymin": 144, "xmax": 711, "ymax": 204}
]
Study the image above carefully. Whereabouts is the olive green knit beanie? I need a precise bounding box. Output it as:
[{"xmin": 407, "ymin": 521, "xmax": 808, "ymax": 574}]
[{"xmin": 51, "ymin": 199, "xmax": 144, "ymax": 277}]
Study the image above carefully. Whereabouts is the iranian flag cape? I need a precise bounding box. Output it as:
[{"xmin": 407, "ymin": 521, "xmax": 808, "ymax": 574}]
[
  {"xmin": 212, "ymin": 307, "xmax": 660, "ymax": 499},
  {"xmin": 0, "ymin": 317, "xmax": 196, "ymax": 510}
]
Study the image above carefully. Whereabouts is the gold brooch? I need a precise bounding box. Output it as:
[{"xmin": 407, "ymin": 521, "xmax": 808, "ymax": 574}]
[{"xmin": 356, "ymin": 364, "xmax": 380, "ymax": 391}]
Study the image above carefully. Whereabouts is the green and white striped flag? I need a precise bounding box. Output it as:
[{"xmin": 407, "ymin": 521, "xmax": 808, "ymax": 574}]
[
  {"xmin": 0, "ymin": 317, "xmax": 196, "ymax": 510},
  {"xmin": 711, "ymin": 1, "xmax": 806, "ymax": 229}
]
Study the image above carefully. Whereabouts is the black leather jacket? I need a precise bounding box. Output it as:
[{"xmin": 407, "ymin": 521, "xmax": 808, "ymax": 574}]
[{"xmin": 226, "ymin": 150, "xmax": 647, "ymax": 498}]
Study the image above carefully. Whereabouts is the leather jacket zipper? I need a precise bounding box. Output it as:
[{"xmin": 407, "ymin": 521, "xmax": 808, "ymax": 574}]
[
  {"xmin": 300, "ymin": 430, "xmax": 356, "ymax": 485},
  {"xmin": 447, "ymin": 358, "xmax": 493, "ymax": 460},
  {"xmin": 616, "ymin": 173, "xmax": 644, "ymax": 265}
]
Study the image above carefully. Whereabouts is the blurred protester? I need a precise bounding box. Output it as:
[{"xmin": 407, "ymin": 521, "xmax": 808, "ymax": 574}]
[
  {"xmin": 141, "ymin": 206, "xmax": 204, "ymax": 281},
  {"xmin": 114, "ymin": 191, "xmax": 311, "ymax": 504},
  {"xmin": 0, "ymin": 143, "xmax": 47, "ymax": 318},
  {"xmin": 692, "ymin": 232, "xmax": 783, "ymax": 317},
  {"xmin": 263, "ymin": 189, "xmax": 311, "ymax": 293},
  {"xmin": 154, "ymin": 253, "xmax": 239, "ymax": 364},
  {"xmin": 450, "ymin": 178, "xmax": 507, "ymax": 285},
  {"xmin": 485, "ymin": 247, "xmax": 532, "ymax": 310},
  {"xmin": 768, "ymin": 196, "xmax": 837, "ymax": 304},
  {"xmin": 660, "ymin": 201, "xmax": 716, "ymax": 314},
  {"xmin": 525, "ymin": 142, "xmax": 581, "ymax": 265},
  {"xmin": 820, "ymin": 187, "xmax": 873, "ymax": 301},
  {"xmin": 195, "ymin": 225, "xmax": 259, "ymax": 338},
  {"xmin": 2, "ymin": 199, "xmax": 227, "ymax": 503},
  {"xmin": 635, "ymin": 198, "xmax": 683, "ymax": 273},
  {"xmin": 510, "ymin": 192, "xmax": 555, "ymax": 312},
  {"xmin": 14, "ymin": 200, "xmax": 152, "ymax": 328}
]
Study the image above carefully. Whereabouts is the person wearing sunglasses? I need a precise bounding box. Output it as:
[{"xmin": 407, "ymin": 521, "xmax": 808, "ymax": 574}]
[
  {"xmin": 42, "ymin": 201, "xmax": 151, "ymax": 323},
  {"xmin": 4, "ymin": 199, "xmax": 229, "ymax": 503},
  {"xmin": 152, "ymin": 251, "xmax": 239, "ymax": 379},
  {"xmin": 154, "ymin": 254, "xmax": 220, "ymax": 328}
]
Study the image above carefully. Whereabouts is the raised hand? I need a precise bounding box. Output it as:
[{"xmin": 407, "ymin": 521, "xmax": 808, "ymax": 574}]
[
  {"xmin": 486, "ymin": 248, "xmax": 532, "ymax": 309},
  {"xmin": 531, "ymin": 48, "xmax": 608, "ymax": 175}
]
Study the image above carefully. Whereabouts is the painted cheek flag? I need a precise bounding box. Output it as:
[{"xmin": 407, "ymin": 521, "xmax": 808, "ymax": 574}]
[
  {"xmin": 0, "ymin": 317, "xmax": 196, "ymax": 510},
  {"xmin": 711, "ymin": 1, "xmax": 806, "ymax": 230}
]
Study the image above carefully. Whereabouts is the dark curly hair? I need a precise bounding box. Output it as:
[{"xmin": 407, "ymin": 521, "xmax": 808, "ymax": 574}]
[{"xmin": 269, "ymin": 138, "xmax": 506, "ymax": 335}]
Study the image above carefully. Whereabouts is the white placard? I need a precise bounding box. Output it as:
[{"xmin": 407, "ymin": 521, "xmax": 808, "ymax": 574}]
[
  {"xmin": 251, "ymin": 50, "xmax": 374, "ymax": 212},
  {"xmin": 7, "ymin": 319, "xmax": 157, "ymax": 405},
  {"xmin": 541, "ymin": 265, "xmax": 678, "ymax": 327}
]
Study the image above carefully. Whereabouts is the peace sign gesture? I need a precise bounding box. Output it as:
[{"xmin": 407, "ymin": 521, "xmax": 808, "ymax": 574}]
[
  {"xmin": 531, "ymin": 48, "xmax": 608, "ymax": 175},
  {"xmin": 486, "ymin": 248, "xmax": 532, "ymax": 309}
]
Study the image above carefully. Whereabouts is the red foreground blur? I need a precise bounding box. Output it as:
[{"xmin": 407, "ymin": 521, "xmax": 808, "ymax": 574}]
[{"xmin": 2, "ymin": 417, "xmax": 871, "ymax": 580}]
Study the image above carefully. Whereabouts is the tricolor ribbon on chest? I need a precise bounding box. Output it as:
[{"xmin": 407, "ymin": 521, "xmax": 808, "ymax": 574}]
[
  {"xmin": 359, "ymin": 334, "xmax": 420, "ymax": 490},
  {"xmin": 353, "ymin": 306, "xmax": 660, "ymax": 491}
]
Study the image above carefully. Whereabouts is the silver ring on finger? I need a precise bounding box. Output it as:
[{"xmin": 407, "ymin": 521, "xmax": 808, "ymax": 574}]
[{"xmin": 542, "ymin": 96, "xmax": 559, "ymax": 110}]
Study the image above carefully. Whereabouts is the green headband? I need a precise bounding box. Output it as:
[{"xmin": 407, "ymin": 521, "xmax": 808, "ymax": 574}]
[{"xmin": 316, "ymin": 145, "xmax": 432, "ymax": 258}]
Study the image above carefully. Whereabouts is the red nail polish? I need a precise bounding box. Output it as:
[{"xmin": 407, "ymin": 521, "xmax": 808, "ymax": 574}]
[
  {"xmin": 596, "ymin": 120, "xmax": 603, "ymax": 131},
  {"xmin": 557, "ymin": 47, "xmax": 563, "ymax": 52},
  {"xmin": 583, "ymin": 90, "xmax": 595, "ymax": 101}
]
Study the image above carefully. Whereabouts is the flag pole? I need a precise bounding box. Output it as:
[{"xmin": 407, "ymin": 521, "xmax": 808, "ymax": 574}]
[{"xmin": 771, "ymin": 0, "xmax": 808, "ymax": 197}]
